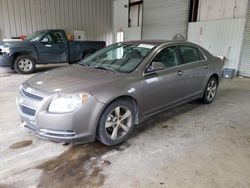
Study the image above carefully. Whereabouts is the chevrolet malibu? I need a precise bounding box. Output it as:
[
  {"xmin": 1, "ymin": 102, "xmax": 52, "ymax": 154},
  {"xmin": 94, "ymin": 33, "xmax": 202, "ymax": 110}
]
[{"xmin": 16, "ymin": 40, "xmax": 223, "ymax": 145}]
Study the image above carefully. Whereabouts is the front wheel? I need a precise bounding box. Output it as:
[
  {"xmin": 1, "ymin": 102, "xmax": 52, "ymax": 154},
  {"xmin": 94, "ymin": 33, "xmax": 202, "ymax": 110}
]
[
  {"xmin": 201, "ymin": 77, "xmax": 218, "ymax": 104},
  {"xmin": 14, "ymin": 55, "xmax": 36, "ymax": 74},
  {"xmin": 96, "ymin": 100, "xmax": 135, "ymax": 146}
]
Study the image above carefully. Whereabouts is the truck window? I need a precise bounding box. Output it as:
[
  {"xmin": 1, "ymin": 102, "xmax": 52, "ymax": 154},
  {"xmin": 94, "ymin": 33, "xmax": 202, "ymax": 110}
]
[{"xmin": 42, "ymin": 32, "xmax": 64, "ymax": 44}]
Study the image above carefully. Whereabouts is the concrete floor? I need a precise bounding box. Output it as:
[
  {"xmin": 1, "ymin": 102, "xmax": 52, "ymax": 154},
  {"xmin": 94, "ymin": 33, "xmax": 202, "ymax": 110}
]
[{"xmin": 0, "ymin": 66, "xmax": 250, "ymax": 188}]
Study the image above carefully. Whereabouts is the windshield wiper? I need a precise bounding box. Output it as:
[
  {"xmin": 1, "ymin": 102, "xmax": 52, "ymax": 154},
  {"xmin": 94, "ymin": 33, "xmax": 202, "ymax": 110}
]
[{"xmin": 92, "ymin": 65, "xmax": 116, "ymax": 72}]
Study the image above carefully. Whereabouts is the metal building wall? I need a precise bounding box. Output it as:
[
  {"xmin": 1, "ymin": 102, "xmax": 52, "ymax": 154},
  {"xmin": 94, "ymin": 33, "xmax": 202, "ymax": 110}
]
[
  {"xmin": 239, "ymin": 2, "xmax": 250, "ymax": 77},
  {"xmin": 198, "ymin": 0, "xmax": 248, "ymax": 21},
  {"xmin": 0, "ymin": 0, "xmax": 113, "ymax": 44},
  {"xmin": 188, "ymin": 18, "xmax": 246, "ymax": 70},
  {"xmin": 142, "ymin": 0, "xmax": 189, "ymax": 40}
]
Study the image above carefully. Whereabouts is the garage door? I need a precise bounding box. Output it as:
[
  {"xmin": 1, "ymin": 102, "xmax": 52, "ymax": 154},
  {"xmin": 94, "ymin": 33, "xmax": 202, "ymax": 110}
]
[
  {"xmin": 142, "ymin": 0, "xmax": 189, "ymax": 40},
  {"xmin": 239, "ymin": 2, "xmax": 250, "ymax": 77}
]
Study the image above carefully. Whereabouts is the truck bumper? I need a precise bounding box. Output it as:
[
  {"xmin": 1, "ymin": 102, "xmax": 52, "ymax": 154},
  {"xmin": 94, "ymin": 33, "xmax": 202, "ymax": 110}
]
[{"xmin": 0, "ymin": 55, "xmax": 13, "ymax": 67}]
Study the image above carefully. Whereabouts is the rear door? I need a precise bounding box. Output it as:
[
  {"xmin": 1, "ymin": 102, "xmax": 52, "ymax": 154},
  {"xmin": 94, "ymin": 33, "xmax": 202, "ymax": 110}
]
[
  {"xmin": 142, "ymin": 46, "xmax": 185, "ymax": 116},
  {"xmin": 35, "ymin": 31, "xmax": 68, "ymax": 63},
  {"xmin": 178, "ymin": 45, "xmax": 207, "ymax": 99}
]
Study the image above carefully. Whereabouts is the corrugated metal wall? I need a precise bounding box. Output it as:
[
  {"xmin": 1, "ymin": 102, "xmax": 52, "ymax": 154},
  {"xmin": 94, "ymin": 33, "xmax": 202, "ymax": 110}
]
[
  {"xmin": 142, "ymin": 0, "xmax": 189, "ymax": 40},
  {"xmin": 198, "ymin": 0, "xmax": 248, "ymax": 21},
  {"xmin": 239, "ymin": 2, "xmax": 250, "ymax": 77},
  {"xmin": 188, "ymin": 18, "xmax": 246, "ymax": 70},
  {"xmin": 0, "ymin": 0, "xmax": 113, "ymax": 44}
]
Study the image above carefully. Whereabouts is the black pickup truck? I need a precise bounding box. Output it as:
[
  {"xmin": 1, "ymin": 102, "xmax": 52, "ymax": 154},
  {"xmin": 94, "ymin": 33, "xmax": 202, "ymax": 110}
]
[{"xmin": 0, "ymin": 29, "xmax": 106, "ymax": 74}]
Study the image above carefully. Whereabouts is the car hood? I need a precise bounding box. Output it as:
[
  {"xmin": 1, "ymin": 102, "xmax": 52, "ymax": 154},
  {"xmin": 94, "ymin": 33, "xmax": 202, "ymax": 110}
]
[
  {"xmin": 26, "ymin": 64, "xmax": 125, "ymax": 93},
  {"xmin": 0, "ymin": 40, "xmax": 32, "ymax": 48}
]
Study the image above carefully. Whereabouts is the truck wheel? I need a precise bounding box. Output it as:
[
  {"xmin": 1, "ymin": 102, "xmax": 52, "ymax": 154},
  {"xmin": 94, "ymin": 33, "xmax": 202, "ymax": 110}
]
[{"xmin": 14, "ymin": 55, "xmax": 36, "ymax": 74}]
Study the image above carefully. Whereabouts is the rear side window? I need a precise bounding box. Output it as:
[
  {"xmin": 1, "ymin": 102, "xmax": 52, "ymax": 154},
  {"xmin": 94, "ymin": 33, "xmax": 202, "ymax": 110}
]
[{"xmin": 179, "ymin": 46, "xmax": 205, "ymax": 64}]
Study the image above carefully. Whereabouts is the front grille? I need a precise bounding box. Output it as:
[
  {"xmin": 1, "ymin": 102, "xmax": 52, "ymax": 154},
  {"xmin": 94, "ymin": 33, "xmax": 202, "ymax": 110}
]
[
  {"xmin": 20, "ymin": 105, "xmax": 36, "ymax": 116},
  {"xmin": 21, "ymin": 88, "xmax": 43, "ymax": 101}
]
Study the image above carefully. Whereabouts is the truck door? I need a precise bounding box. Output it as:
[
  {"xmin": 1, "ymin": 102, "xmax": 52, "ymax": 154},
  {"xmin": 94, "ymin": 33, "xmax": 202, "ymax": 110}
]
[{"xmin": 35, "ymin": 31, "xmax": 68, "ymax": 63}]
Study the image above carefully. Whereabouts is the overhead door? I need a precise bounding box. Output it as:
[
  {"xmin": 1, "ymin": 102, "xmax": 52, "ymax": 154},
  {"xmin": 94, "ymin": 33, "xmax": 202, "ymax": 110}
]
[
  {"xmin": 142, "ymin": 0, "xmax": 189, "ymax": 40},
  {"xmin": 239, "ymin": 2, "xmax": 250, "ymax": 77}
]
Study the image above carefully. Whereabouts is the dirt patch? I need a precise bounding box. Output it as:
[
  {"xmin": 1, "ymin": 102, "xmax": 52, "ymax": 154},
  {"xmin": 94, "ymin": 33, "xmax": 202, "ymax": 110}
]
[
  {"xmin": 9, "ymin": 140, "xmax": 33, "ymax": 149},
  {"xmin": 36, "ymin": 142, "xmax": 130, "ymax": 188}
]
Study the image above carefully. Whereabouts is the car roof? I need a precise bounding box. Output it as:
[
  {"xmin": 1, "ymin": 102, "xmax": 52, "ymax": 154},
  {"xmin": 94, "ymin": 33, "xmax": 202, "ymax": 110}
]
[{"xmin": 121, "ymin": 40, "xmax": 187, "ymax": 46}]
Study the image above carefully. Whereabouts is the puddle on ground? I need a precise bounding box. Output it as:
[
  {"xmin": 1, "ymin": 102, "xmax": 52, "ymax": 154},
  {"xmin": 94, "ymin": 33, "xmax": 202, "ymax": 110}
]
[
  {"xmin": 36, "ymin": 142, "xmax": 130, "ymax": 188},
  {"xmin": 9, "ymin": 140, "xmax": 33, "ymax": 149}
]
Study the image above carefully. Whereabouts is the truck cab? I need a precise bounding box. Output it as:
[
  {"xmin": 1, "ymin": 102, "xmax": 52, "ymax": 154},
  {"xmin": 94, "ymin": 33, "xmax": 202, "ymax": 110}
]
[{"xmin": 0, "ymin": 29, "xmax": 106, "ymax": 74}]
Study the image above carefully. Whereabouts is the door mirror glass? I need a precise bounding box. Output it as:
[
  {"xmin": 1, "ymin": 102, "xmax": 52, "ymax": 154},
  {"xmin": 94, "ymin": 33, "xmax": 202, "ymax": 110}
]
[{"xmin": 146, "ymin": 61, "xmax": 165, "ymax": 73}]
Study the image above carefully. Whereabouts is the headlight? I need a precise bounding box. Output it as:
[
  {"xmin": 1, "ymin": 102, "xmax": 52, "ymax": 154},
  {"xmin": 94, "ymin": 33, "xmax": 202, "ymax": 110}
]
[
  {"xmin": 1, "ymin": 47, "xmax": 10, "ymax": 54},
  {"xmin": 48, "ymin": 93, "xmax": 91, "ymax": 113}
]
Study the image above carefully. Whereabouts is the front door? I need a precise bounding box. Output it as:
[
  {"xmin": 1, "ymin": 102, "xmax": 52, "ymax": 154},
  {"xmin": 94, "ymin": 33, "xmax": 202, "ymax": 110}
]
[
  {"xmin": 141, "ymin": 46, "xmax": 185, "ymax": 117},
  {"xmin": 35, "ymin": 31, "xmax": 68, "ymax": 63}
]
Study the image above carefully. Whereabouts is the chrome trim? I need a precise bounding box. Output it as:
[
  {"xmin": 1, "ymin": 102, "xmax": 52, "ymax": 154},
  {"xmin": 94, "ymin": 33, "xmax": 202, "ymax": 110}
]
[
  {"xmin": 20, "ymin": 86, "xmax": 44, "ymax": 101},
  {"xmin": 38, "ymin": 129, "xmax": 77, "ymax": 139}
]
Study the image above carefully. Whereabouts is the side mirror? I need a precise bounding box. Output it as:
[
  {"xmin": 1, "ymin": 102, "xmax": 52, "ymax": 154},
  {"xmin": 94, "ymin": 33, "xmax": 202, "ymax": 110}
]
[
  {"xmin": 41, "ymin": 38, "xmax": 49, "ymax": 43},
  {"xmin": 146, "ymin": 61, "xmax": 165, "ymax": 73}
]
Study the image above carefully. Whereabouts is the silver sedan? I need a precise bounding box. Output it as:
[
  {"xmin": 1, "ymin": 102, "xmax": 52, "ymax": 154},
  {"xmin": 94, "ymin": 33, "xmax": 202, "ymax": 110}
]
[{"xmin": 16, "ymin": 40, "xmax": 223, "ymax": 145}]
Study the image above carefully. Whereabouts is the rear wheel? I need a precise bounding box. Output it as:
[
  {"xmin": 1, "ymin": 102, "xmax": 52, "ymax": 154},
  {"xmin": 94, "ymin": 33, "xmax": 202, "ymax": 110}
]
[
  {"xmin": 14, "ymin": 55, "xmax": 36, "ymax": 74},
  {"xmin": 201, "ymin": 77, "xmax": 218, "ymax": 104},
  {"xmin": 96, "ymin": 100, "xmax": 135, "ymax": 146}
]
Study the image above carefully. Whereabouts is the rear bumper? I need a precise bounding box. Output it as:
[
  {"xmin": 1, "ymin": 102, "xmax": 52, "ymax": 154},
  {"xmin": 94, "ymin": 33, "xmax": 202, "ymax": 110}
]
[{"xmin": 0, "ymin": 55, "xmax": 13, "ymax": 67}]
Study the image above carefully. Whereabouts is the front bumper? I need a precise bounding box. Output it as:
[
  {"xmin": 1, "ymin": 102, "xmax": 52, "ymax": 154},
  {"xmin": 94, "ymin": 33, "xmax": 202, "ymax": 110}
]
[
  {"xmin": 0, "ymin": 55, "xmax": 13, "ymax": 67},
  {"xmin": 16, "ymin": 83, "xmax": 105, "ymax": 143}
]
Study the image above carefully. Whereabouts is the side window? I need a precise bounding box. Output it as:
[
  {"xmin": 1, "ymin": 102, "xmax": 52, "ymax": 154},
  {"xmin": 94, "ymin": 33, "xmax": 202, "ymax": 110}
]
[
  {"xmin": 153, "ymin": 46, "xmax": 179, "ymax": 68},
  {"xmin": 42, "ymin": 32, "xmax": 64, "ymax": 44},
  {"xmin": 179, "ymin": 46, "xmax": 204, "ymax": 64}
]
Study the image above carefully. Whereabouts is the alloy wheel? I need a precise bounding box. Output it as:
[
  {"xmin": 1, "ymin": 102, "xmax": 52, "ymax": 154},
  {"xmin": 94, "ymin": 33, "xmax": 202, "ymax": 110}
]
[
  {"xmin": 105, "ymin": 106, "xmax": 132, "ymax": 140},
  {"xmin": 18, "ymin": 58, "xmax": 33, "ymax": 72},
  {"xmin": 206, "ymin": 79, "xmax": 217, "ymax": 102}
]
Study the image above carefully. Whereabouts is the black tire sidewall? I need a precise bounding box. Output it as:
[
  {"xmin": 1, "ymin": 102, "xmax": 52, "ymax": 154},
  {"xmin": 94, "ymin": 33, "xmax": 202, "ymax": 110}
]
[
  {"xmin": 14, "ymin": 55, "xmax": 36, "ymax": 74},
  {"xmin": 202, "ymin": 77, "xmax": 218, "ymax": 104},
  {"xmin": 96, "ymin": 100, "xmax": 136, "ymax": 146}
]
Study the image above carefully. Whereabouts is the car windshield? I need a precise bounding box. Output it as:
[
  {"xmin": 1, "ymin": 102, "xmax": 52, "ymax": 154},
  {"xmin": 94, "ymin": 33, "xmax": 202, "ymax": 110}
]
[
  {"xmin": 26, "ymin": 31, "xmax": 45, "ymax": 41},
  {"xmin": 79, "ymin": 43, "xmax": 156, "ymax": 73}
]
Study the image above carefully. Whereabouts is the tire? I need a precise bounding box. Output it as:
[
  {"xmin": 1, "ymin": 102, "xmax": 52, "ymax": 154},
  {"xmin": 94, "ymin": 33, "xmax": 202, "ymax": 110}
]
[
  {"xmin": 14, "ymin": 55, "xmax": 36, "ymax": 74},
  {"xmin": 200, "ymin": 77, "xmax": 218, "ymax": 104},
  {"xmin": 96, "ymin": 100, "xmax": 136, "ymax": 146}
]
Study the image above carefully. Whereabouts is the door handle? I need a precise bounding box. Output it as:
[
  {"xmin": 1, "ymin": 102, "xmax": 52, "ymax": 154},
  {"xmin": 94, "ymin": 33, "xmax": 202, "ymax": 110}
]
[
  {"xmin": 177, "ymin": 70, "xmax": 183, "ymax": 76},
  {"xmin": 45, "ymin": 44, "xmax": 52, "ymax": 47},
  {"xmin": 204, "ymin": 64, "xmax": 208, "ymax": 69}
]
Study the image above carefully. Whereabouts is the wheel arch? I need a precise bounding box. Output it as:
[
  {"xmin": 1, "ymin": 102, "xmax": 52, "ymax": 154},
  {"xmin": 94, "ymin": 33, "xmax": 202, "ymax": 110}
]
[
  {"xmin": 12, "ymin": 51, "xmax": 36, "ymax": 68},
  {"xmin": 103, "ymin": 95, "xmax": 139, "ymax": 124},
  {"xmin": 209, "ymin": 73, "xmax": 219, "ymax": 84},
  {"xmin": 94, "ymin": 94, "xmax": 140, "ymax": 137}
]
